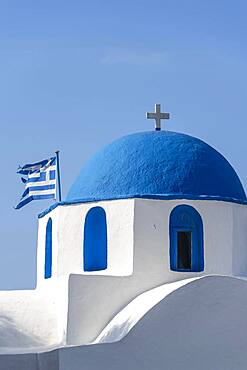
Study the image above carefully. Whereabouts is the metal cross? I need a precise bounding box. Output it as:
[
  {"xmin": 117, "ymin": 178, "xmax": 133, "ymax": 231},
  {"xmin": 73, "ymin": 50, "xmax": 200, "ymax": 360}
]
[{"xmin": 146, "ymin": 103, "xmax": 170, "ymax": 131}]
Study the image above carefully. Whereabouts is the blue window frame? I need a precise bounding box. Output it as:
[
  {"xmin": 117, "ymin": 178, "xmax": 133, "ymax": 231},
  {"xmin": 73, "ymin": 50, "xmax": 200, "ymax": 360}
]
[
  {"xmin": 169, "ymin": 205, "xmax": 204, "ymax": 272},
  {"xmin": 83, "ymin": 207, "xmax": 107, "ymax": 271},
  {"xmin": 45, "ymin": 218, "xmax": 52, "ymax": 279}
]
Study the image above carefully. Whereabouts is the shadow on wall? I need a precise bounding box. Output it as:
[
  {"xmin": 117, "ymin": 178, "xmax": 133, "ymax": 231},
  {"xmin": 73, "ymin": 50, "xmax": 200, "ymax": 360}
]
[
  {"xmin": 60, "ymin": 276, "xmax": 247, "ymax": 370},
  {"xmin": 0, "ymin": 315, "xmax": 43, "ymax": 349},
  {"xmin": 0, "ymin": 350, "xmax": 58, "ymax": 370},
  {"xmin": 1, "ymin": 276, "xmax": 247, "ymax": 370}
]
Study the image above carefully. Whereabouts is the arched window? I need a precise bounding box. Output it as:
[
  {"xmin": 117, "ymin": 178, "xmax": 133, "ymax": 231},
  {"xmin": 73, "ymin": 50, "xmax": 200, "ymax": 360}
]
[
  {"xmin": 45, "ymin": 218, "xmax": 52, "ymax": 279},
  {"xmin": 83, "ymin": 207, "xmax": 107, "ymax": 271},
  {"xmin": 169, "ymin": 205, "xmax": 204, "ymax": 272}
]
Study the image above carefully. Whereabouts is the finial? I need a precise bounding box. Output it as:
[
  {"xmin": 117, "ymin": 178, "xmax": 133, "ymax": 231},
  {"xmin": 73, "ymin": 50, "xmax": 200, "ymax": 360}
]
[{"xmin": 146, "ymin": 103, "xmax": 170, "ymax": 131}]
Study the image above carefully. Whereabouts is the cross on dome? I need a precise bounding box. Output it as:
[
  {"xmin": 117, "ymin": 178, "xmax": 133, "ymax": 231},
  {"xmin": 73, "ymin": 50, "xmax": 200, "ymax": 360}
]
[{"xmin": 146, "ymin": 103, "xmax": 170, "ymax": 131}]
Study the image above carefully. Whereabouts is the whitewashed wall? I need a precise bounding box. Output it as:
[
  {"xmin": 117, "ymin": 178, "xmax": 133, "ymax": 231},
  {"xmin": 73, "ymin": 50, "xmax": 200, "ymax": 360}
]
[
  {"xmin": 37, "ymin": 208, "xmax": 60, "ymax": 286},
  {"xmin": 0, "ymin": 276, "xmax": 69, "ymax": 352},
  {"xmin": 36, "ymin": 198, "xmax": 247, "ymax": 344},
  {"xmin": 232, "ymin": 203, "xmax": 247, "ymax": 275},
  {"xmin": 37, "ymin": 200, "xmax": 134, "ymax": 285},
  {"xmin": 133, "ymin": 199, "xmax": 244, "ymax": 283},
  {"xmin": 1, "ymin": 198, "xmax": 246, "ymax": 352},
  {"xmin": 64, "ymin": 198, "xmax": 247, "ymax": 344}
]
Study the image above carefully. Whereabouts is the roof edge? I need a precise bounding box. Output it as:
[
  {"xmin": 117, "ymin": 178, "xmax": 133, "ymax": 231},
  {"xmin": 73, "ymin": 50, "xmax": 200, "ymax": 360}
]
[{"xmin": 38, "ymin": 193, "xmax": 247, "ymax": 218}]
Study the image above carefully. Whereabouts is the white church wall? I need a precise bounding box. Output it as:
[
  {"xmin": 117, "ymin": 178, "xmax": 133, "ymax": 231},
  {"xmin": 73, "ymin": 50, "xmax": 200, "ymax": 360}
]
[
  {"xmin": 56, "ymin": 199, "xmax": 134, "ymax": 278},
  {"xmin": 51, "ymin": 276, "xmax": 70, "ymax": 347},
  {"xmin": 66, "ymin": 275, "xmax": 135, "ymax": 344},
  {"xmin": 66, "ymin": 272, "xmax": 179, "ymax": 345},
  {"xmin": 64, "ymin": 274, "xmax": 141, "ymax": 344},
  {"xmin": 0, "ymin": 287, "xmax": 59, "ymax": 351},
  {"xmin": 37, "ymin": 207, "xmax": 60, "ymax": 286},
  {"xmin": 232, "ymin": 203, "xmax": 247, "ymax": 276},
  {"xmin": 36, "ymin": 199, "xmax": 135, "ymax": 345},
  {"xmin": 134, "ymin": 199, "xmax": 235, "ymax": 283},
  {"xmin": 36, "ymin": 198, "xmax": 247, "ymax": 346},
  {"xmin": 59, "ymin": 198, "xmax": 242, "ymax": 345},
  {"xmin": 37, "ymin": 198, "xmax": 238, "ymax": 287},
  {"xmin": 59, "ymin": 276, "xmax": 247, "ymax": 370},
  {"xmin": 0, "ymin": 276, "xmax": 70, "ymax": 353},
  {"xmin": 37, "ymin": 200, "xmax": 134, "ymax": 284}
]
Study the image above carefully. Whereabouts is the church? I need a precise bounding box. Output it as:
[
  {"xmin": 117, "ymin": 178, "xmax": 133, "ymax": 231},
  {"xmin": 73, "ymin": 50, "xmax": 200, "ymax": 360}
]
[{"xmin": 1, "ymin": 104, "xmax": 247, "ymax": 370}]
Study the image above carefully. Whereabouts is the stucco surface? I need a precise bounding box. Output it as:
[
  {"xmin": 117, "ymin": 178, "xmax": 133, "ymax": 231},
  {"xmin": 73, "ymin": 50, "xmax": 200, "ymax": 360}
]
[
  {"xmin": 35, "ymin": 198, "xmax": 247, "ymax": 344},
  {"xmin": 134, "ymin": 199, "xmax": 243, "ymax": 279},
  {"xmin": 95, "ymin": 277, "xmax": 198, "ymax": 343},
  {"xmin": 1, "ymin": 276, "xmax": 247, "ymax": 369},
  {"xmin": 2, "ymin": 197, "xmax": 247, "ymax": 357},
  {"xmin": 60, "ymin": 276, "xmax": 247, "ymax": 370},
  {"xmin": 67, "ymin": 131, "xmax": 246, "ymax": 203},
  {"xmin": 0, "ymin": 290, "xmax": 57, "ymax": 352},
  {"xmin": 37, "ymin": 199, "xmax": 134, "ymax": 285},
  {"xmin": 0, "ymin": 277, "xmax": 69, "ymax": 354}
]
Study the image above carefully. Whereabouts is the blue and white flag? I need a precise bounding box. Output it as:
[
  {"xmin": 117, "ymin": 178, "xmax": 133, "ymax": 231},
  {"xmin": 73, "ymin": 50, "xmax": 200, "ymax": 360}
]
[{"xmin": 15, "ymin": 157, "xmax": 57, "ymax": 209}]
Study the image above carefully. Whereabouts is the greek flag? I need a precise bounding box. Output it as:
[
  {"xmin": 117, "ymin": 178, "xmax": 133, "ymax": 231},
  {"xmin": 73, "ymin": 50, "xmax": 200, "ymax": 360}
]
[{"xmin": 15, "ymin": 157, "xmax": 57, "ymax": 209}]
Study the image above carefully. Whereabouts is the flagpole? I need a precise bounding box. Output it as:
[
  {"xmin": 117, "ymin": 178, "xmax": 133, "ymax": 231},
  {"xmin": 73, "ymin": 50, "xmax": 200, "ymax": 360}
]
[{"xmin": 55, "ymin": 150, "xmax": 62, "ymax": 202}]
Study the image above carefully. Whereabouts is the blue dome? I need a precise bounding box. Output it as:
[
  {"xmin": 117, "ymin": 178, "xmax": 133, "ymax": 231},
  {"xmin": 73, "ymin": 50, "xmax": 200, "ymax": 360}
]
[{"xmin": 67, "ymin": 131, "xmax": 246, "ymax": 204}]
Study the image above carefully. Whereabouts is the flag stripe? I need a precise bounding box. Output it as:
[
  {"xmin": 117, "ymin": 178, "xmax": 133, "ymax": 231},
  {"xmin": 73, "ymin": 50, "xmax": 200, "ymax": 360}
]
[
  {"xmin": 17, "ymin": 158, "xmax": 56, "ymax": 175},
  {"xmin": 49, "ymin": 170, "xmax": 56, "ymax": 180},
  {"xmin": 40, "ymin": 165, "xmax": 56, "ymax": 173},
  {"xmin": 26, "ymin": 179, "xmax": 56, "ymax": 187},
  {"xmin": 15, "ymin": 194, "xmax": 55, "ymax": 210},
  {"xmin": 15, "ymin": 196, "xmax": 34, "ymax": 209},
  {"xmin": 16, "ymin": 156, "xmax": 57, "ymax": 209},
  {"xmin": 32, "ymin": 194, "xmax": 55, "ymax": 200},
  {"xmin": 21, "ymin": 184, "xmax": 56, "ymax": 199},
  {"xmin": 28, "ymin": 165, "xmax": 56, "ymax": 178},
  {"xmin": 29, "ymin": 189, "xmax": 56, "ymax": 196},
  {"xmin": 27, "ymin": 184, "xmax": 56, "ymax": 192},
  {"xmin": 27, "ymin": 172, "xmax": 47, "ymax": 182}
]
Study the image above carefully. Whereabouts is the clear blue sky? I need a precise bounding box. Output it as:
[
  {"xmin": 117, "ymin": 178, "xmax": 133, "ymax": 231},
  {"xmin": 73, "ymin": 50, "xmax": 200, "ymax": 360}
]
[{"xmin": 0, "ymin": 0, "xmax": 247, "ymax": 289}]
